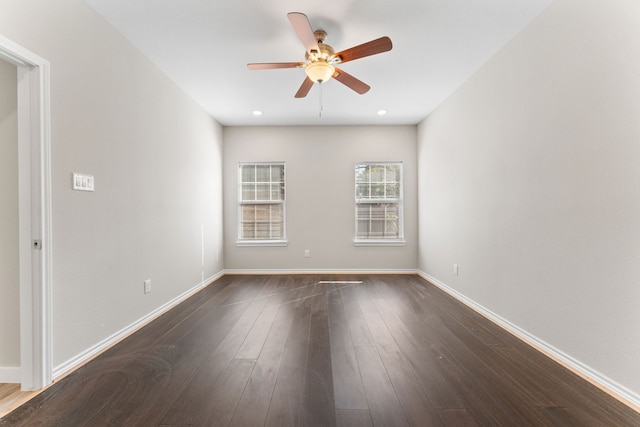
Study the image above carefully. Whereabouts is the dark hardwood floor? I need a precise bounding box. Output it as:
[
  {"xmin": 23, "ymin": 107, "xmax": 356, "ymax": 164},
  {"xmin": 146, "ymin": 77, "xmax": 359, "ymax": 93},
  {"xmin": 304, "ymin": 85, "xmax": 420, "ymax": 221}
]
[{"xmin": 2, "ymin": 274, "xmax": 639, "ymax": 426}]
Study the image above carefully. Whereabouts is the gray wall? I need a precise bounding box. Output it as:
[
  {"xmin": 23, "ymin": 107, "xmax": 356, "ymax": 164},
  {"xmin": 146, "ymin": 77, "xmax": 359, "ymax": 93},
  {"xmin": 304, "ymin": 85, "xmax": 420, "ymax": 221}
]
[
  {"xmin": 2, "ymin": 0, "xmax": 637, "ymax": 406},
  {"xmin": 0, "ymin": 0, "xmax": 224, "ymax": 368},
  {"xmin": 418, "ymin": 0, "xmax": 640, "ymax": 399},
  {"xmin": 0, "ymin": 59, "xmax": 19, "ymax": 368},
  {"xmin": 224, "ymin": 126, "xmax": 418, "ymax": 272}
]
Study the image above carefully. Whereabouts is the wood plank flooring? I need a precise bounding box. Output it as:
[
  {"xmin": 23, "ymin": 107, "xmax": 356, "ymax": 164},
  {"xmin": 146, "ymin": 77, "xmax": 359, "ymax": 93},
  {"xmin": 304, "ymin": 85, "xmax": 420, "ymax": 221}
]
[
  {"xmin": 1, "ymin": 274, "xmax": 639, "ymax": 426},
  {"xmin": 0, "ymin": 384, "xmax": 37, "ymax": 419}
]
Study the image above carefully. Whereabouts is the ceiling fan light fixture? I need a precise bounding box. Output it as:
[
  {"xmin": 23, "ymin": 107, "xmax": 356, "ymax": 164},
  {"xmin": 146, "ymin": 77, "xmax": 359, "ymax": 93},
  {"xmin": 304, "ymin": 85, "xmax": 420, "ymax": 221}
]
[{"xmin": 305, "ymin": 60, "xmax": 335, "ymax": 83}]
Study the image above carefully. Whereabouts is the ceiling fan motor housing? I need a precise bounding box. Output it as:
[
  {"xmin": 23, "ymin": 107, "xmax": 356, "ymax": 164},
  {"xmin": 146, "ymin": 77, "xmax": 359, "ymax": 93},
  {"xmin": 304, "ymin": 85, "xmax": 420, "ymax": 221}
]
[
  {"xmin": 306, "ymin": 30, "xmax": 335, "ymax": 61},
  {"xmin": 304, "ymin": 29, "xmax": 336, "ymax": 83}
]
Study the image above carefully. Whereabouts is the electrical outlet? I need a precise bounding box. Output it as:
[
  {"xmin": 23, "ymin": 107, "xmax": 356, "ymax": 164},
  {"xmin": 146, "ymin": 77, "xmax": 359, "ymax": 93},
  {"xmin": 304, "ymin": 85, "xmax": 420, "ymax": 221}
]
[
  {"xmin": 453, "ymin": 264, "xmax": 459, "ymax": 276},
  {"xmin": 144, "ymin": 279, "xmax": 151, "ymax": 294},
  {"xmin": 304, "ymin": 249, "xmax": 310, "ymax": 258}
]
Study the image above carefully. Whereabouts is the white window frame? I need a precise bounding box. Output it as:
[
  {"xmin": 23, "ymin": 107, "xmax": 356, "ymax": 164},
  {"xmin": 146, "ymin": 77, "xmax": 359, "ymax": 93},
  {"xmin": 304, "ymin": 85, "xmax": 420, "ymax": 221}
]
[
  {"xmin": 237, "ymin": 162, "xmax": 287, "ymax": 247},
  {"xmin": 354, "ymin": 161, "xmax": 405, "ymax": 247}
]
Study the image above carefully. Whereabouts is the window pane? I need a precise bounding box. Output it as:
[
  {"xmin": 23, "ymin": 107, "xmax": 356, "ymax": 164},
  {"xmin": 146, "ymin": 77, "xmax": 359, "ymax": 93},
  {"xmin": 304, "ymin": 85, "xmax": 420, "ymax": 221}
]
[
  {"xmin": 272, "ymin": 183, "xmax": 284, "ymax": 201},
  {"xmin": 356, "ymin": 183, "xmax": 369, "ymax": 199},
  {"xmin": 242, "ymin": 222, "xmax": 255, "ymax": 239},
  {"xmin": 270, "ymin": 184, "xmax": 284, "ymax": 200},
  {"xmin": 370, "ymin": 204, "xmax": 385, "ymax": 220},
  {"xmin": 386, "ymin": 218, "xmax": 398, "ymax": 235},
  {"xmin": 242, "ymin": 205, "xmax": 255, "ymax": 221},
  {"xmin": 370, "ymin": 183, "xmax": 385, "ymax": 199},
  {"xmin": 242, "ymin": 184, "xmax": 255, "ymax": 201},
  {"xmin": 265, "ymin": 204, "xmax": 284, "ymax": 239},
  {"xmin": 355, "ymin": 164, "xmax": 369, "ymax": 183},
  {"xmin": 356, "ymin": 220, "xmax": 369, "ymax": 238},
  {"xmin": 270, "ymin": 204, "xmax": 283, "ymax": 222},
  {"xmin": 386, "ymin": 165, "xmax": 400, "ymax": 182},
  {"xmin": 370, "ymin": 165, "xmax": 384, "ymax": 182},
  {"xmin": 241, "ymin": 165, "xmax": 255, "ymax": 182},
  {"xmin": 256, "ymin": 183, "xmax": 271, "ymax": 200},
  {"xmin": 271, "ymin": 222, "xmax": 283, "ymax": 237},
  {"xmin": 254, "ymin": 204, "xmax": 270, "ymax": 220},
  {"xmin": 255, "ymin": 222, "xmax": 270, "ymax": 239},
  {"xmin": 369, "ymin": 220, "xmax": 384, "ymax": 238},
  {"xmin": 272, "ymin": 165, "xmax": 284, "ymax": 183},
  {"xmin": 256, "ymin": 165, "xmax": 270, "ymax": 182},
  {"xmin": 385, "ymin": 204, "xmax": 398, "ymax": 218},
  {"xmin": 385, "ymin": 183, "xmax": 399, "ymax": 198}
]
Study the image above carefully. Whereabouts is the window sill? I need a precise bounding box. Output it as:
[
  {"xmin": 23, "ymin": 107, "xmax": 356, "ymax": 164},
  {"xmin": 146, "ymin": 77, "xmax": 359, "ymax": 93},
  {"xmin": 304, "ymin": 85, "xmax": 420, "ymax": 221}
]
[
  {"xmin": 236, "ymin": 240, "xmax": 288, "ymax": 247},
  {"xmin": 353, "ymin": 239, "xmax": 406, "ymax": 247}
]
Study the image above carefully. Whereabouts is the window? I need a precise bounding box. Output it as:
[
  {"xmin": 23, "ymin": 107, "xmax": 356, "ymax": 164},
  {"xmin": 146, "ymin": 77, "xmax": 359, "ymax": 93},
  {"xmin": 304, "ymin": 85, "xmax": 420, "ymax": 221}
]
[
  {"xmin": 238, "ymin": 162, "xmax": 286, "ymax": 245},
  {"xmin": 354, "ymin": 162, "xmax": 404, "ymax": 245}
]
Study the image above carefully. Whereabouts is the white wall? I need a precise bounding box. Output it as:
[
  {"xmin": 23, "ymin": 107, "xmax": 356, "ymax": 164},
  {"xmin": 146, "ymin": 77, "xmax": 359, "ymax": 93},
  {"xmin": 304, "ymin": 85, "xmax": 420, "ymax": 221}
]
[
  {"xmin": 224, "ymin": 126, "xmax": 417, "ymax": 272},
  {"xmin": 418, "ymin": 0, "xmax": 640, "ymax": 401},
  {"xmin": 0, "ymin": 0, "xmax": 224, "ymax": 369},
  {"xmin": 0, "ymin": 58, "xmax": 20, "ymax": 368}
]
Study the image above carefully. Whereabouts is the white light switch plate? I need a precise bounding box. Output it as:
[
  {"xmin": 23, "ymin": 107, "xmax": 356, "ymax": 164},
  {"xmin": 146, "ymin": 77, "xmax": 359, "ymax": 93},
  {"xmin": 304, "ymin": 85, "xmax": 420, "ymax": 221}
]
[{"xmin": 73, "ymin": 173, "xmax": 95, "ymax": 191}]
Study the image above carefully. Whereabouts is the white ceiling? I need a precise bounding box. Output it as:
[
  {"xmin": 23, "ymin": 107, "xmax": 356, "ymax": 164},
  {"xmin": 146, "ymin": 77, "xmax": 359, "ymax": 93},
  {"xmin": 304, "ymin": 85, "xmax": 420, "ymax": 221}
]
[{"xmin": 84, "ymin": 0, "xmax": 553, "ymax": 126}]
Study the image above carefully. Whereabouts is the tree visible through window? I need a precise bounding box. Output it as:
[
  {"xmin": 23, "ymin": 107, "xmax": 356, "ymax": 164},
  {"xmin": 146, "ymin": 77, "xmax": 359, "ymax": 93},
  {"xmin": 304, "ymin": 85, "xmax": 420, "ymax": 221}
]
[
  {"xmin": 238, "ymin": 163, "xmax": 285, "ymax": 242},
  {"xmin": 355, "ymin": 162, "xmax": 403, "ymax": 242}
]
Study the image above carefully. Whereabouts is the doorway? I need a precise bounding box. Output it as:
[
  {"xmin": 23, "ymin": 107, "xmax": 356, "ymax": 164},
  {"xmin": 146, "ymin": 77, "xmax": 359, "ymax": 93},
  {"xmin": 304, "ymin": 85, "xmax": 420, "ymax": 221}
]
[
  {"xmin": 0, "ymin": 57, "xmax": 20, "ymax": 384},
  {"xmin": 0, "ymin": 34, "xmax": 52, "ymax": 391}
]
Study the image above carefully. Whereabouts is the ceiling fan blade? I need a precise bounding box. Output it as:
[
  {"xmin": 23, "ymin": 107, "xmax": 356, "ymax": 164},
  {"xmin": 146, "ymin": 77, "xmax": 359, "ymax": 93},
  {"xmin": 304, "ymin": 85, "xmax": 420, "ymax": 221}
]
[
  {"xmin": 294, "ymin": 77, "xmax": 314, "ymax": 98},
  {"xmin": 334, "ymin": 36, "xmax": 392, "ymax": 64},
  {"xmin": 287, "ymin": 12, "xmax": 320, "ymax": 54},
  {"xmin": 247, "ymin": 62, "xmax": 304, "ymax": 70},
  {"xmin": 333, "ymin": 68, "xmax": 370, "ymax": 94}
]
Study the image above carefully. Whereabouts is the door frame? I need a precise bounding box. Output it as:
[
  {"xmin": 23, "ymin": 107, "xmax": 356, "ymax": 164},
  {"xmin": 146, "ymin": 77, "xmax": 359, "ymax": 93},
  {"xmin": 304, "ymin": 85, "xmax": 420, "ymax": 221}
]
[{"xmin": 0, "ymin": 35, "xmax": 52, "ymax": 391}]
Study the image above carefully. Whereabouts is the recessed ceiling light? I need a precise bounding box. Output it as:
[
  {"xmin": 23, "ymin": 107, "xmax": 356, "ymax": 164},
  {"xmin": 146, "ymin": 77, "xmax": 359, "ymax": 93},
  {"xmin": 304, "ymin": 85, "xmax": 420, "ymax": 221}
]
[
  {"xmin": 377, "ymin": 109, "xmax": 388, "ymax": 116},
  {"xmin": 252, "ymin": 110, "xmax": 263, "ymax": 116}
]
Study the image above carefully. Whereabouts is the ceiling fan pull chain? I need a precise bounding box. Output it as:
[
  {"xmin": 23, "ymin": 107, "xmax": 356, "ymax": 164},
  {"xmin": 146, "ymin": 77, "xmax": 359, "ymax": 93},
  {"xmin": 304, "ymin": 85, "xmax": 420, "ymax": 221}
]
[{"xmin": 319, "ymin": 82, "xmax": 323, "ymax": 118}]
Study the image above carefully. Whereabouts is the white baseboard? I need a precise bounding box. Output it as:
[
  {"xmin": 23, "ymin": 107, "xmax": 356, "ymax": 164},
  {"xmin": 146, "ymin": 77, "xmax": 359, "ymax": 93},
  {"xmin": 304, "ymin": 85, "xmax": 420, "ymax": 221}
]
[
  {"xmin": 0, "ymin": 367, "xmax": 21, "ymax": 383},
  {"xmin": 223, "ymin": 268, "xmax": 418, "ymax": 275},
  {"xmin": 52, "ymin": 271, "xmax": 224, "ymax": 380},
  {"xmin": 417, "ymin": 270, "xmax": 640, "ymax": 412}
]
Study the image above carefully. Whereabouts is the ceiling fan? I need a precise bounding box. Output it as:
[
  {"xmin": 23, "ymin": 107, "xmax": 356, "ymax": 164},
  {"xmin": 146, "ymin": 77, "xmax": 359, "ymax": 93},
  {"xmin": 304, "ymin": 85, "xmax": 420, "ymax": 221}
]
[{"xmin": 247, "ymin": 12, "xmax": 392, "ymax": 98}]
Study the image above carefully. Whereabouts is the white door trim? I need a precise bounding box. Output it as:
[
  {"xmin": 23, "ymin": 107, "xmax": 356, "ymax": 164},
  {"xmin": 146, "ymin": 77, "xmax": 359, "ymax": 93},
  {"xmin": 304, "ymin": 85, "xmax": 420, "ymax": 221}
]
[{"xmin": 0, "ymin": 34, "xmax": 52, "ymax": 391}]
